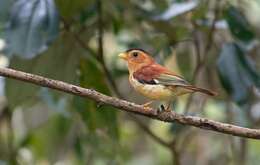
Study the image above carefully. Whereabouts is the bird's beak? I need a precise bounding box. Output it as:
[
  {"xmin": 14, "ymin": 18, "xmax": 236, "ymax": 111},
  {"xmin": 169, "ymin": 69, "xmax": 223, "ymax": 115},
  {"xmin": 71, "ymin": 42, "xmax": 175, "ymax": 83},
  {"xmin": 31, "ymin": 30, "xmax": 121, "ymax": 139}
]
[{"xmin": 118, "ymin": 52, "xmax": 128, "ymax": 60}]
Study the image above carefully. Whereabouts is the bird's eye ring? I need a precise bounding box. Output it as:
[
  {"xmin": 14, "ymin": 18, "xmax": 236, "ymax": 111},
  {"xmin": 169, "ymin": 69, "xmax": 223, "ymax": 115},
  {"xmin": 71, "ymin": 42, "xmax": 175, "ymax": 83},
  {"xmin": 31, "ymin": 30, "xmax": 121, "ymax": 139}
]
[{"xmin": 132, "ymin": 52, "xmax": 138, "ymax": 57}]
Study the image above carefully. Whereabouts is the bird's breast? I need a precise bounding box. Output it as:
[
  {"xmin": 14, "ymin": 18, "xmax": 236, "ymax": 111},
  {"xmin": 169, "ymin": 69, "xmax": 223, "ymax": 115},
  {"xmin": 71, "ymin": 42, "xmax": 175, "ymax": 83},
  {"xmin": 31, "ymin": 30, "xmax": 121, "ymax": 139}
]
[{"xmin": 129, "ymin": 75, "xmax": 173, "ymax": 100}]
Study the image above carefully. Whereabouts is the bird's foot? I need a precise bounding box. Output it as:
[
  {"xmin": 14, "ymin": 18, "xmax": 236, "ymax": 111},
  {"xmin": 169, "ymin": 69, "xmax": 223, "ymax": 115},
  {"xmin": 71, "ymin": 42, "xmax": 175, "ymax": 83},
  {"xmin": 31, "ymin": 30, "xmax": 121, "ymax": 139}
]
[
  {"xmin": 141, "ymin": 101, "xmax": 153, "ymax": 110},
  {"xmin": 157, "ymin": 105, "xmax": 165, "ymax": 113},
  {"xmin": 165, "ymin": 107, "xmax": 172, "ymax": 112},
  {"xmin": 157, "ymin": 104, "xmax": 172, "ymax": 113}
]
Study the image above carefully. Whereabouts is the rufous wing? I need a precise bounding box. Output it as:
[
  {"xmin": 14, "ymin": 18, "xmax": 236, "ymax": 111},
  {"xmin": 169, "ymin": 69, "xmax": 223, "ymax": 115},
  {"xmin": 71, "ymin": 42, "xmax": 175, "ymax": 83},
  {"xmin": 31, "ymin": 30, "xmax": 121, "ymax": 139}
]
[{"xmin": 133, "ymin": 64, "xmax": 217, "ymax": 96}]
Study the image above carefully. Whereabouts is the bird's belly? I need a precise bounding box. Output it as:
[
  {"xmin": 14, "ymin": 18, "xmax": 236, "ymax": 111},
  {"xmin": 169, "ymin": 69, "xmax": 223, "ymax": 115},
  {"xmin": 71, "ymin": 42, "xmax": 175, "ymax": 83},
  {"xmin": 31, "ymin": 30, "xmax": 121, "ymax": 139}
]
[{"xmin": 129, "ymin": 76, "xmax": 173, "ymax": 100}]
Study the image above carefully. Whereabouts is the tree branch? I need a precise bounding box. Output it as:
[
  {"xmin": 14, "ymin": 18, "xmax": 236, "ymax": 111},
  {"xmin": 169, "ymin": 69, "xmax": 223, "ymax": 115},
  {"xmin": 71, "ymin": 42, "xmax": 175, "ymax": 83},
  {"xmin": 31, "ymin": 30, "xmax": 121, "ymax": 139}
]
[{"xmin": 1, "ymin": 67, "xmax": 260, "ymax": 139}]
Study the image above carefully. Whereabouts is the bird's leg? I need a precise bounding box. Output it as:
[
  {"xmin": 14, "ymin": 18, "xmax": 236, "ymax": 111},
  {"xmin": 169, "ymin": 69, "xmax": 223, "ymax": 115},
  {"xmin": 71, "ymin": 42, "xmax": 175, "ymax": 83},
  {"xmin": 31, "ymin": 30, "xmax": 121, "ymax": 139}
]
[
  {"xmin": 158, "ymin": 102, "xmax": 172, "ymax": 113},
  {"xmin": 157, "ymin": 104, "xmax": 165, "ymax": 113},
  {"xmin": 165, "ymin": 101, "xmax": 172, "ymax": 112},
  {"xmin": 141, "ymin": 101, "xmax": 153, "ymax": 110}
]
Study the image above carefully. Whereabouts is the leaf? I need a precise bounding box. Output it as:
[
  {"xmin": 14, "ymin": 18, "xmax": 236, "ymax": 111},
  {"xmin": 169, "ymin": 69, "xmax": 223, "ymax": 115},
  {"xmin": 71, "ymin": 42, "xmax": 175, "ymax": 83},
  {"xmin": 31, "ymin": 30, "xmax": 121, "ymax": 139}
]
[
  {"xmin": 217, "ymin": 43, "xmax": 260, "ymax": 105},
  {"xmin": 225, "ymin": 6, "xmax": 255, "ymax": 42},
  {"xmin": 5, "ymin": 33, "xmax": 79, "ymax": 109},
  {"xmin": 0, "ymin": 0, "xmax": 15, "ymax": 23},
  {"xmin": 148, "ymin": 20, "xmax": 189, "ymax": 44},
  {"xmin": 151, "ymin": 0, "xmax": 168, "ymax": 12},
  {"xmin": 4, "ymin": 0, "xmax": 59, "ymax": 58},
  {"xmin": 176, "ymin": 48, "xmax": 193, "ymax": 81},
  {"xmin": 55, "ymin": 0, "xmax": 93, "ymax": 18},
  {"xmin": 22, "ymin": 114, "xmax": 72, "ymax": 160},
  {"xmin": 154, "ymin": 0, "xmax": 198, "ymax": 20},
  {"xmin": 170, "ymin": 122, "xmax": 187, "ymax": 134},
  {"xmin": 75, "ymin": 58, "xmax": 118, "ymax": 138},
  {"xmin": 73, "ymin": 58, "xmax": 119, "ymax": 159}
]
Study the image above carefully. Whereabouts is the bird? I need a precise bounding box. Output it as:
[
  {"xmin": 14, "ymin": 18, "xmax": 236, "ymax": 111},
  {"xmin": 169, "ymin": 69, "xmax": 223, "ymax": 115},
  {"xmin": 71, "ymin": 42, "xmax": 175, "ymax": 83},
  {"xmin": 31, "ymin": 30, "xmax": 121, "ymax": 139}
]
[{"xmin": 118, "ymin": 48, "xmax": 217, "ymax": 111}]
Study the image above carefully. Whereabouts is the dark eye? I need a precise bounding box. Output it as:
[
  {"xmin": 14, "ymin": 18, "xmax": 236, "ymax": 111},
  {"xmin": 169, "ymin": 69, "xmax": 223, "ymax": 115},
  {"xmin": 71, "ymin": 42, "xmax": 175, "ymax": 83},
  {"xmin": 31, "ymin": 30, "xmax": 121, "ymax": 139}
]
[{"xmin": 132, "ymin": 52, "xmax": 138, "ymax": 57}]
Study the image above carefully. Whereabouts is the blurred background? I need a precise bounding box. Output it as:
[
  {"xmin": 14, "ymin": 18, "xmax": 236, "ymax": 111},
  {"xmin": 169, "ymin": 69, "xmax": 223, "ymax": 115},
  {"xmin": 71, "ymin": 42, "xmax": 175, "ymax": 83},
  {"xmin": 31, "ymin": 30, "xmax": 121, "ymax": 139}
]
[{"xmin": 0, "ymin": 0, "xmax": 260, "ymax": 164}]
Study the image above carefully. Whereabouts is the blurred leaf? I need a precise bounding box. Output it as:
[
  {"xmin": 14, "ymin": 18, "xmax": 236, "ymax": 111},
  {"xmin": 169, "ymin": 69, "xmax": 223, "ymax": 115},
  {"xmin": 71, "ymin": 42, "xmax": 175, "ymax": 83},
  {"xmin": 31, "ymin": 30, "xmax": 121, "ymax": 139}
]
[
  {"xmin": 191, "ymin": 1, "xmax": 208, "ymax": 20},
  {"xmin": 75, "ymin": 58, "xmax": 118, "ymax": 138},
  {"xmin": 4, "ymin": 0, "xmax": 59, "ymax": 58},
  {"xmin": 0, "ymin": 0, "xmax": 15, "ymax": 23},
  {"xmin": 176, "ymin": 49, "xmax": 193, "ymax": 81},
  {"xmin": 6, "ymin": 33, "xmax": 79, "ymax": 109},
  {"xmin": 170, "ymin": 123, "xmax": 187, "ymax": 134},
  {"xmin": 154, "ymin": 0, "xmax": 198, "ymax": 20},
  {"xmin": 55, "ymin": 0, "xmax": 93, "ymax": 18},
  {"xmin": 225, "ymin": 6, "xmax": 255, "ymax": 42},
  {"xmin": 24, "ymin": 114, "xmax": 72, "ymax": 160},
  {"xmin": 148, "ymin": 20, "xmax": 188, "ymax": 44},
  {"xmin": 102, "ymin": 1, "xmax": 124, "ymax": 34},
  {"xmin": 151, "ymin": 0, "xmax": 168, "ymax": 12},
  {"xmin": 79, "ymin": 3, "xmax": 97, "ymax": 24},
  {"xmin": 111, "ymin": 17, "xmax": 123, "ymax": 34},
  {"xmin": 217, "ymin": 43, "xmax": 260, "ymax": 105},
  {"xmin": 39, "ymin": 88, "xmax": 70, "ymax": 117},
  {"xmin": 73, "ymin": 58, "xmax": 119, "ymax": 160},
  {"xmin": 74, "ymin": 136, "xmax": 84, "ymax": 163}
]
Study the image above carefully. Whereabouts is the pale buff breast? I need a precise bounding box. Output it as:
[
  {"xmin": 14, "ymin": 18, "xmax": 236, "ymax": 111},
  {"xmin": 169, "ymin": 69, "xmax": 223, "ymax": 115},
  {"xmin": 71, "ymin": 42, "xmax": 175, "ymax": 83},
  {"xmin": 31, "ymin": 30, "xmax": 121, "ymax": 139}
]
[{"xmin": 129, "ymin": 75, "xmax": 174, "ymax": 101}]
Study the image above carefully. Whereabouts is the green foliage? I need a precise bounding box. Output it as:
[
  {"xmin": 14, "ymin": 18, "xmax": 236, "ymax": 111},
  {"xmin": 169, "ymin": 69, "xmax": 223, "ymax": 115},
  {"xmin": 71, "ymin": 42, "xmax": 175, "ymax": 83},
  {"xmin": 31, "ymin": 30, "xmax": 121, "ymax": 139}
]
[
  {"xmin": 0, "ymin": 0, "xmax": 14, "ymax": 22},
  {"xmin": 217, "ymin": 43, "xmax": 259, "ymax": 105},
  {"xmin": 6, "ymin": 33, "xmax": 79, "ymax": 109},
  {"xmin": 22, "ymin": 114, "xmax": 72, "ymax": 161},
  {"xmin": 73, "ymin": 58, "xmax": 120, "ymax": 162},
  {"xmin": 225, "ymin": 6, "xmax": 255, "ymax": 42},
  {"xmin": 55, "ymin": 0, "xmax": 94, "ymax": 19},
  {"xmin": 4, "ymin": 0, "xmax": 59, "ymax": 58},
  {"xmin": 176, "ymin": 48, "xmax": 194, "ymax": 81}
]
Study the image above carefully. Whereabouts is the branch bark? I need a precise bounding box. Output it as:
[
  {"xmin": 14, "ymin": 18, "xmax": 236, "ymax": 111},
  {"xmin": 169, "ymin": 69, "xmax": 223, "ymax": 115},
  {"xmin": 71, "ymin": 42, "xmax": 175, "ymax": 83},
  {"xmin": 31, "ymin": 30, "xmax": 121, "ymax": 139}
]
[{"xmin": 1, "ymin": 67, "xmax": 260, "ymax": 139}]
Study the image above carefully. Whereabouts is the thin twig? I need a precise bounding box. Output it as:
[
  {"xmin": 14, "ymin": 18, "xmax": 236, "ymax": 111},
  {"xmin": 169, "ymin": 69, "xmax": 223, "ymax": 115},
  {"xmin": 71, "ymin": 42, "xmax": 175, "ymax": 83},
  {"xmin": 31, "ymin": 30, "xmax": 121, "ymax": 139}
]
[
  {"xmin": 97, "ymin": 0, "xmax": 104, "ymax": 61},
  {"xmin": 1, "ymin": 67, "xmax": 260, "ymax": 139},
  {"xmin": 96, "ymin": 0, "xmax": 121, "ymax": 97},
  {"xmin": 130, "ymin": 115, "xmax": 171, "ymax": 148},
  {"xmin": 203, "ymin": 0, "xmax": 222, "ymax": 63},
  {"xmin": 61, "ymin": 17, "xmax": 98, "ymax": 58},
  {"xmin": 170, "ymin": 140, "xmax": 181, "ymax": 165}
]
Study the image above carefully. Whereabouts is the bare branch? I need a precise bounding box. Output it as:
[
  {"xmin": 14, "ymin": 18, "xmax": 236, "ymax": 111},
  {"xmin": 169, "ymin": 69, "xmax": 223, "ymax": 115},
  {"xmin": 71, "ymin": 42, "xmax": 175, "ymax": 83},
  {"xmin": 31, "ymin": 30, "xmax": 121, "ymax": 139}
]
[{"xmin": 1, "ymin": 67, "xmax": 260, "ymax": 139}]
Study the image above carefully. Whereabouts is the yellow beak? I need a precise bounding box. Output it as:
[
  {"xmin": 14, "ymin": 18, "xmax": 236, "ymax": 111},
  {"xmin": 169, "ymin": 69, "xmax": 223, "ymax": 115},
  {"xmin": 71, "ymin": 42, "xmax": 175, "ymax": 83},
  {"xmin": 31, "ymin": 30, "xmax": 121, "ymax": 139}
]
[{"xmin": 118, "ymin": 53, "xmax": 128, "ymax": 60}]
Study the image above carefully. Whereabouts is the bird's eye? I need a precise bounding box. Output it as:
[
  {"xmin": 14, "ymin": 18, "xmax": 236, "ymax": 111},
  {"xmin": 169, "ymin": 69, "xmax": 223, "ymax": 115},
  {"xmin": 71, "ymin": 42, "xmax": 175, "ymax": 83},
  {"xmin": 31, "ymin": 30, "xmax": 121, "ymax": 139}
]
[{"xmin": 132, "ymin": 52, "xmax": 139, "ymax": 57}]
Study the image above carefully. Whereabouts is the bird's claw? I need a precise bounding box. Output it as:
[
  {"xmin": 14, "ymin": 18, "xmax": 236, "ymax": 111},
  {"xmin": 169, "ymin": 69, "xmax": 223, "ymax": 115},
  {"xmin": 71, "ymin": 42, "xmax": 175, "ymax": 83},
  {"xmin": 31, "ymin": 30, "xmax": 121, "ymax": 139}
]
[
  {"xmin": 157, "ymin": 104, "xmax": 172, "ymax": 114},
  {"xmin": 157, "ymin": 105, "xmax": 165, "ymax": 114},
  {"xmin": 141, "ymin": 101, "xmax": 153, "ymax": 110},
  {"xmin": 142, "ymin": 105, "xmax": 150, "ymax": 111}
]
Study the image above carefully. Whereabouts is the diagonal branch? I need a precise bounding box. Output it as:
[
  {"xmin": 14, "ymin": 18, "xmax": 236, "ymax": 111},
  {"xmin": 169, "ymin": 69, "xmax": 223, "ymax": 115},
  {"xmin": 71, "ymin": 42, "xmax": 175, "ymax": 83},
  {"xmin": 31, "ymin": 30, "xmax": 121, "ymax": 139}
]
[{"xmin": 1, "ymin": 67, "xmax": 260, "ymax": 139}]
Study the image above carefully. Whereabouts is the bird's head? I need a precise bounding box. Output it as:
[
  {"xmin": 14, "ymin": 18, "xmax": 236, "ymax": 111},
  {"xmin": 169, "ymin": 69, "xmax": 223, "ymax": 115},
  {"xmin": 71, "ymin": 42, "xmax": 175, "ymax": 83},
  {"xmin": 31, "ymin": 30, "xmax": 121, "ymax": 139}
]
[{"xmin": 118, "ymin": 49, "xmax": 155, "ymax": 73}]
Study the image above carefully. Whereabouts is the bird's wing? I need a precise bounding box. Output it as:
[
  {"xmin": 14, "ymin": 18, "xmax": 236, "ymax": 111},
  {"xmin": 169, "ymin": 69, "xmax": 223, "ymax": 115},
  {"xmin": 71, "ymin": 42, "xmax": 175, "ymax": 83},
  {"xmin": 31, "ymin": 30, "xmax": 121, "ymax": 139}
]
[
  {"xmin": 133, "ymin": 64, "xmax": 216, "ymax": 96},
  {"xmin": 133, "ymin": 64, "xmax": 190, "ymax": 86},
  {"xmin": 156, "ymin": 73, "xmax": 217, "ymax": 96},
  {"xmin": 155, "ymin": 73, "xmax": 190, "ymax": 86}
]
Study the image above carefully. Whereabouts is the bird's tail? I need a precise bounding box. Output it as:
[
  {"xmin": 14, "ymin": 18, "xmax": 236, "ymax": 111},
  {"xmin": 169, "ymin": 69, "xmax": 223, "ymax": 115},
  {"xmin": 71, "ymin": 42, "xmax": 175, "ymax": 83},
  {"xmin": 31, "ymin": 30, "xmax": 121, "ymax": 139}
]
[{"xmin": 184, "ymin": 86, "xmax": 217, "ymax": 96}]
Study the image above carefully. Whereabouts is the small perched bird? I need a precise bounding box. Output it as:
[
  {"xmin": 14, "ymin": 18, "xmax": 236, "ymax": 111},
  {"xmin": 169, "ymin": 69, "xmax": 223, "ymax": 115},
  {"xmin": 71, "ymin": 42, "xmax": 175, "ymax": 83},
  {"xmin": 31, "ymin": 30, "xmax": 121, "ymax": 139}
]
[{"xmin": 118, "ymin": 48, "xmax": 216, "ymax": 111}]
